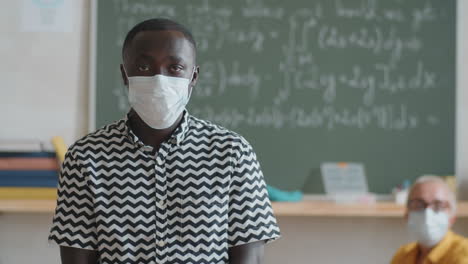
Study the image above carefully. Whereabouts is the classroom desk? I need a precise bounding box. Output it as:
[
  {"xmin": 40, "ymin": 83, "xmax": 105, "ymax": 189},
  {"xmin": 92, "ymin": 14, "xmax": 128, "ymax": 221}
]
[
  {"xmin": 273, "ymin": 201, "xmax": 404, "ymax": 217},
  {"xmin": 2, "ymin": 199, "xmax": 468, "ymax": 216},
  {"xmin": 272, "ymin": 201, "xmax": 468, "ymax": 217}
]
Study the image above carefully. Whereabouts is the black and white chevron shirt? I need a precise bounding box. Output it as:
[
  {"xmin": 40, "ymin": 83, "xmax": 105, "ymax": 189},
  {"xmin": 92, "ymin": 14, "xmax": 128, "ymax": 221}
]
[{"xmin": 49, "ymin": 111, "xmax": 280, "ymax": 264}]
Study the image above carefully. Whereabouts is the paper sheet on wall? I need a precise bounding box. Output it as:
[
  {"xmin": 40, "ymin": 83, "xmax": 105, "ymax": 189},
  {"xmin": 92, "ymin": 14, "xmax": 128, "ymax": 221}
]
[
  {"xmin": 321, "ymin": 162, "xmax": 369, "ymax": 194},
  {"xmin": 20, "ymin": 0, "xmax": 73, "ymax": 32}
]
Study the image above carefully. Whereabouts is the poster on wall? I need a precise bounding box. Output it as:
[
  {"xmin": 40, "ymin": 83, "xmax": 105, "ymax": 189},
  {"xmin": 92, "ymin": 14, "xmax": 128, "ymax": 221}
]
[{"xmin": 20, "ymin": 0, "xmax": 73, "ymax": 32}]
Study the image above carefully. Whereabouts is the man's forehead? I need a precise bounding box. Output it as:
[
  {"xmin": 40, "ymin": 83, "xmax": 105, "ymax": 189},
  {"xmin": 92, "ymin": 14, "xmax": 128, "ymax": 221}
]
[
  {"xmin": 128, "ymin": 30, "xmax": 195, "ymax": 56},
  {"xmin": 409, "ymin": 181, "xmax": 450, "ymax": 201}
]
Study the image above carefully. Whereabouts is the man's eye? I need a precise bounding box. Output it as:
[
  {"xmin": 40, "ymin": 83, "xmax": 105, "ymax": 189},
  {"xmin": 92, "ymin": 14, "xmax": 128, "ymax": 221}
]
[
  {"xmin": 170, "ymin": 65, "xmax": 183, "ymax": 72},
  {"xmin": 138, "ymin": 65, "xmax": 150, "ymax": 71}
]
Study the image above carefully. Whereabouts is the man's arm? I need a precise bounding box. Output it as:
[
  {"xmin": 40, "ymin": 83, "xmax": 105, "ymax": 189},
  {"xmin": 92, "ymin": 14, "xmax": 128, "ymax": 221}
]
[
  {"xmin": 60, "ymin": 246, "xmax": 99, "ymax": 264},
  {"xmin": 50, "ymin": 150, "xmax": 99, "ymax": 262},
  {"xmin": 228, "ymin": 241, "xmax": 265, "ymax": 264}
]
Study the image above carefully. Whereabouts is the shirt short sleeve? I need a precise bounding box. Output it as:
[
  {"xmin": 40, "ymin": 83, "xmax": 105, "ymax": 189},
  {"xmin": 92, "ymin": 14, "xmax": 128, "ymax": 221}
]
[
  {"xmin": 227, "ymin": 137, "xmax": 281, "ymax": 247},
  {"xmin": 48, "ymin": 150, "xmax": 98, "ymax": 250}
]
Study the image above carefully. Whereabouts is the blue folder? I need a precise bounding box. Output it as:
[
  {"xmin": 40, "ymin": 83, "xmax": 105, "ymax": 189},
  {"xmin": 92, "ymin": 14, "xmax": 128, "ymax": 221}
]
[
  {"xmin": 0, "ymin": 170, "xmax": 58, "ymax": 187},
  {"xmin": 0, "ymin": 152, "xmax": 56, "ymax": 158}
]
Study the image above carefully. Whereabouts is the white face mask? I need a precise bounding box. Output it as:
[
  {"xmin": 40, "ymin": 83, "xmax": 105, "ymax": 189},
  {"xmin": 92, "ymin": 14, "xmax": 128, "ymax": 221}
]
[
  {"xmin": 127, "ymin": 70, "xmax": 194, "ymax": 129},
  {"xmin": 407, "ymin": 208, "xmax": 450, "ymax": 248}
]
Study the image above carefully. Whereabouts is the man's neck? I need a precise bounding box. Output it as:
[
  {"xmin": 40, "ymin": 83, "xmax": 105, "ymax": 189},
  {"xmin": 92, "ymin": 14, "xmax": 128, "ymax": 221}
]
[
  {"xmin": 416, "ymin": 244, "xmax": 434, "ymax": 264},
  {"xmin": 128, "ymin": 109, "xmax": 183, "ymax": 151}
]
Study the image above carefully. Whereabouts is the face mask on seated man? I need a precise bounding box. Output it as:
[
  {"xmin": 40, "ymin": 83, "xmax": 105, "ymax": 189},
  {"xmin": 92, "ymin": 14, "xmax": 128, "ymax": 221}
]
[{"xmin": 391, "ymin": 176, "xmax": 468, "ymax": 264}]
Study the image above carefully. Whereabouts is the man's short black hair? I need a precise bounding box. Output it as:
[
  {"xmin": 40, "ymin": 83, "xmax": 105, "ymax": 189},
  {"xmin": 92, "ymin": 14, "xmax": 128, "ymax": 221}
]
[{"xmin": 122, "ymin": 18, "xmax": 196, "ymax": 58}]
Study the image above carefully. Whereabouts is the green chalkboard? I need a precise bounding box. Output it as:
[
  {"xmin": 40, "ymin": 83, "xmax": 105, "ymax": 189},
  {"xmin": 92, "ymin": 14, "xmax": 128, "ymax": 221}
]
[{"xmin": 92, "ymin": 0, "xmax": 456, "ymax": 194}]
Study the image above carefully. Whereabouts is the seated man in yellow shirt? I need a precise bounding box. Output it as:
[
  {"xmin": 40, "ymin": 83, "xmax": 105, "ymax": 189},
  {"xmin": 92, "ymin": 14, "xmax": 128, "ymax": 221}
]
[{"xmin": 391, "ymin": 176, "xmax": 468, "ymax": 264}]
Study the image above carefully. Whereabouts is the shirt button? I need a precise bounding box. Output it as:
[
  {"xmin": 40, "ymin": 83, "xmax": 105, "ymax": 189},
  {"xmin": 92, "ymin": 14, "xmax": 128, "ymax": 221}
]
[
  {"xmin": 158, "ymin": 200, "xmax": 165, "ymax": 207},
  {"xmin": 158, "ymin": 241, "xmax": 166, "ymax": 247}
]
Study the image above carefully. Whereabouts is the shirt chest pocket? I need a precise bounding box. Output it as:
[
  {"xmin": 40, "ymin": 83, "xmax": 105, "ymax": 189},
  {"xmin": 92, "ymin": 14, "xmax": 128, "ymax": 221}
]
[{"xmin": 167, "ymin": 186, "xmax": 230, "ymax": 239}]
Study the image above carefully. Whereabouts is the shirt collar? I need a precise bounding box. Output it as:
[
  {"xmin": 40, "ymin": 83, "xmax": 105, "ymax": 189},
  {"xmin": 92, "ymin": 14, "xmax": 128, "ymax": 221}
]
[
  {"xmin": 119, "ymin": 110, "xmax": 190, "ymax": 149},
  {"xmin": 398, "ymin": 230, "xmax": 456, "ymax": 263},
  {"xmin": 427, "ymin": 230, "xmax": 455, "ymax": 263},
  {"xmin": 170, "ymin": 110, "xmax": 190, "ymax": 144}
]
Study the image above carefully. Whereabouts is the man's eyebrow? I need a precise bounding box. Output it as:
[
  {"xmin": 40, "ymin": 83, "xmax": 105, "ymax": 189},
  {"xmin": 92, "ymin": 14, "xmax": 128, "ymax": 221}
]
[
  {"xmin": 433, "ymin": 199, "xmax": 449, "ymax": 203},
  {"xmin": 134, "ymin": 54, "xmax": 186, "ymax": 63},
  {"xmin": 409, "ymin": 198, "xmax": 448, "ymax": 203}
]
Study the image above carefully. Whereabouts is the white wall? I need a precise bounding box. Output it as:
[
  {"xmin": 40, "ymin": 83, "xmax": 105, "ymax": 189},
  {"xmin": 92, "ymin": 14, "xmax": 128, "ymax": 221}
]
[
  {"xmin": 0, "ymin": 1, "xmax": 466, "ymax": 264},
  {"xmin": 0, "ymin": 0, "xmax": 89, "ymax": 146},
  {"xmin": 0, "ymin": 0, "xmax": 89, "ymax": 263}
]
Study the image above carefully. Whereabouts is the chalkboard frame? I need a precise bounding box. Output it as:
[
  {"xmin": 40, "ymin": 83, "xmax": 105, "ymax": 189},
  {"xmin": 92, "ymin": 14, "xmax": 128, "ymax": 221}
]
[{"xmin": 89, "ymin": 0, "xmax": 98, "ymax": 132}]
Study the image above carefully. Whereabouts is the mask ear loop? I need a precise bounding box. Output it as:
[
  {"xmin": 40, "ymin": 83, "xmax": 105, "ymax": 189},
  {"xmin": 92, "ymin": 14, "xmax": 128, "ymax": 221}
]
[
  {"xmin": 121, "ymin": 64, "xmax": 130, "ymax": 101},
  {"xmin": 187, "ymin": 66, "xmax": 196, "ymax": 100}
]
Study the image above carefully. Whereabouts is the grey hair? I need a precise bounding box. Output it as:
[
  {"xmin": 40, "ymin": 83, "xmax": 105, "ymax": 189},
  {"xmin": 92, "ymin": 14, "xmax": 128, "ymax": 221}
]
[{"xmin": 409, "ymin": 175, "xmax": 457, "ymax": 214}]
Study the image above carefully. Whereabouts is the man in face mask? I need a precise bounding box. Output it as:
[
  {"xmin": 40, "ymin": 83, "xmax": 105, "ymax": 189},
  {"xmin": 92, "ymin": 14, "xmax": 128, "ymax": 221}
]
[
  {"xmin": 48, "ymin": 18, "xmax": 280, "ymax": 264},
  {"xmin": 391, "ymin": 176, "xmax": 468, "ymax": 264}
]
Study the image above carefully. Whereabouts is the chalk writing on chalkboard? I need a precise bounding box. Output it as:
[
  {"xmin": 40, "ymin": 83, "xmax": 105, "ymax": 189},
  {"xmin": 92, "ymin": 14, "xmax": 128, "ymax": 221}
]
[{"xmin": 109, "ymin": 0, "xmax": 443, "ymax": 132}]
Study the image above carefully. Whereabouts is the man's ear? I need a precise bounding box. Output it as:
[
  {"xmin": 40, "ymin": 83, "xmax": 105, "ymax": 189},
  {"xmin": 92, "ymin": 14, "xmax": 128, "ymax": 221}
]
[
  {"xmin": 449, "ymin": 215, "xmax": 457, "ymax": 227},
  {"xmin": 120, "ymin": 64, "xmax": 129, "ymax": 86},
  {"xmin": 189, "ymin": 65, "xmax": 200, "ymax": 88}
]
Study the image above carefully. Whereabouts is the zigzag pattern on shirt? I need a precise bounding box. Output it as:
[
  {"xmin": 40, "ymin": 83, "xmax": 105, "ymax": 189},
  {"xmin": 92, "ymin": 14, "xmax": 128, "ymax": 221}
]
[{"xmin": 49, "ymin": 114, "xmax": 280, "ymax": 264}]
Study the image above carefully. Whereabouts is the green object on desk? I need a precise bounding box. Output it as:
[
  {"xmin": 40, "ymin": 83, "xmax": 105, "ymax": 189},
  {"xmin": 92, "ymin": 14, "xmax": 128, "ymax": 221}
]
[{"xmin": 267, "ymin": 185, "xmax": 303, "ymax": 202}]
